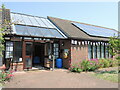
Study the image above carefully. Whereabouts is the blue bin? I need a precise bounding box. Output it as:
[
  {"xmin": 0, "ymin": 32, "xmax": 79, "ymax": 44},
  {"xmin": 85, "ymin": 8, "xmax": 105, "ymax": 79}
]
[
  {"xmin": 33, "ymin": 56, "xmax": 40, "ymax": 64},
  {"xmin": 56, "ymin": 58, "xmax": 62, "ymax": 68}
]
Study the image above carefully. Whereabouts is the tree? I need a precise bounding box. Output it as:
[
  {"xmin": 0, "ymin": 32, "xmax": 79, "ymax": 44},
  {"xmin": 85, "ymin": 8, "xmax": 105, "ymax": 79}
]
[
  {"xmin": 108, "ymin": 36, "xmax": 120, "ymax": 56},
  {"xmin": 0, "ymin": 27, "xmax": 5, "ymax": 57},
  {"xmin": 0, "ymin": 4, "xmax": 11, "ymax": 57},
  {"xmin": 0, "ymin": 4, "xmax": 6, "ymax": 57}
]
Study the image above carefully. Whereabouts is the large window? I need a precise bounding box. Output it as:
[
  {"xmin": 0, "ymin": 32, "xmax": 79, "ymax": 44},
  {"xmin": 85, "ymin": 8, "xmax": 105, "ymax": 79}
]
[
  {"xmin": 88, "ymin": 42, "xmax": 110, "ymax": 59},
  {"xmin": 13, "ymin": 42, "xmax": 22, "ymax": 62},
  {"xmin": 5, "ymin": 41, "xmax": 13, "ymax": 58},
  {"xmin": 53, "ymin": 43, "xmax": 59, "ymax": 59}
]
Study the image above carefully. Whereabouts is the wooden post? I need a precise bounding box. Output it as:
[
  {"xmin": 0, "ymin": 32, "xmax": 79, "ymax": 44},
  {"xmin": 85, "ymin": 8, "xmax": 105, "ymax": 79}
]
[{"xmin": 52, "ymin": 55, "xmax": 55, "ymax": 71}]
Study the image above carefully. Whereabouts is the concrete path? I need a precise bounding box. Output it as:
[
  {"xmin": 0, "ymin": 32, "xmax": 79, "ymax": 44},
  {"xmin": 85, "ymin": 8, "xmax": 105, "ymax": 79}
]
[{"xmin": 4, "ymin": 69, "xmax": 118, "ymax": 88}]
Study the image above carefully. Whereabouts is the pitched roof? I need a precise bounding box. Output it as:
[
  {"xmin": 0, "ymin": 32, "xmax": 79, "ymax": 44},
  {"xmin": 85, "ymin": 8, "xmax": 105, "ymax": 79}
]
[
  {"xmin": 48, "ymin": 16, "xmax": 118, "ymax": 41},
  {"xmin": 9, "ymin": 12, "xmax": 67, "ymax": 39}
]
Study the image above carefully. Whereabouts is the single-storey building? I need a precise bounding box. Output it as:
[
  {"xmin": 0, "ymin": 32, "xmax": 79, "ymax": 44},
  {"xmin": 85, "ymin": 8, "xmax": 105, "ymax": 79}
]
[{"xmin": 0, "ymin": 8, "xmax": 118, "ymax": 71}]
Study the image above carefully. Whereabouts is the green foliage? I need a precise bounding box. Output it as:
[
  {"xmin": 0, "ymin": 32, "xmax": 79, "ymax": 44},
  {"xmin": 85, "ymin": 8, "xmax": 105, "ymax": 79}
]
[
  {"xmin": 104, "ymin": 60, "xmax": 110, "ymax": 68},
  {"xmin": 81, "ymin": 60, "xmax": 89, "ymax": 71},
  {"xmin": 111, "ymin": 60, "xmax": 118, "ymax": 67},
  {"xmin": 2, "ymin": 4, "xmax": 5, "ymax": 9},
  {"xmin": 116, "ymin": 56, "xmax": 120, "ymax": 60},
  {"xmin": 88, "ymin": 61, "xmax": 98, "ymax": 71},
  {"xmin": 70, "ymin": 64, "xmax": 83, "ymax": 73},
  {"xmin": 70, "ymin": 58, "xmax": 119, "ymax": 73},
  {"xmin": 0, "ymin": 28, "xmax": 5, "ymax": 57},
  {"xmin": 0, "ymin": 70, "xmax": 14, "ymax": 82},
  {"xmin": 0, "ymin": 4, "xmax": 12, "ymax": 57},
  {"xmin": 108, "ymin": 36, "xmax": 120, "ymax": 56},
  {"xmin": 108, "ymin": 59, "xmax": 113, "ymax": 67}
]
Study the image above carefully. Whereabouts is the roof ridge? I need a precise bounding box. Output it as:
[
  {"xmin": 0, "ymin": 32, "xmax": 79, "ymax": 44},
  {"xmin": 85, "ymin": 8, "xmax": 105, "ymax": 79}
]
[{"xmin": 48, "ymin": 16, "xmax": 117, "ymax": 31}]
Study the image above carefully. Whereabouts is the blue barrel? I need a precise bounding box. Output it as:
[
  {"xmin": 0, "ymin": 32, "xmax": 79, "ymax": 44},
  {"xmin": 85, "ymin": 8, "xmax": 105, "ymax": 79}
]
[{"xmin": 56, "ymin": 58, "xmax": 62, "ymax": 68}]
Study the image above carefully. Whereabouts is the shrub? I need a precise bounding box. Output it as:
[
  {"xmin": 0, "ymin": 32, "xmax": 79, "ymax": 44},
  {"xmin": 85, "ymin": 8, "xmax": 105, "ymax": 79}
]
[
  {"xmin": 98, "ymin": 59, "xmax": 104, "ymax": 68},
  {"xmin": 0, "ymin": 70, "xmax": 14, "ymax": 82},
  {"xmin": 116, "ymin": 56, "xmax": 120, "ymax": 60},
  {"xmin": 111, "ymin": 59, "xmax": 118, "ymax": 67},
  {"xmin": 81, "ymin": 60, "xmax": 89, "ymax": 71},
  {"xmin": 69, "ymin": 58, "xmax": 119, "ymax": 73},
  {"xmin": 103, "ymin": 59, "xmax": 110, "ymax": 68},
  {"xmin": 108, "ymin": 59, "xmax": 113, "ymax": 67},
  {"xmin": 98, "ymin": 59, "xmax": 110, "ymax": 68},
  {"xmin": 70, "ymin": 64, "xmax": 83, "ymax": 73},
  {"xmin": 80, "ymin": 60, "xmax": 98, "ymax": 71},
  {"xmin": 88, "ymin": 60, "xmax": 98, "ymax": 71},
  {"xmin": 116, "ymin": 56, "xmax": 120, "ymax": 66}
]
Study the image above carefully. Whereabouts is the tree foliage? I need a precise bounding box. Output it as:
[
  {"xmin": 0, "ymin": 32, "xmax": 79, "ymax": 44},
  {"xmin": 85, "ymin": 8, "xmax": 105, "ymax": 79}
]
[
  {"xmin": 108, "ymin": 36, "xmax": 120, "ymax": 56},
  {"xmin": 0, "ymin": 4, "xmax": 6, "ymax": 57},
  {"xmin": 0, "ymin": 4, "xmax": 11, "ymax": 57}
]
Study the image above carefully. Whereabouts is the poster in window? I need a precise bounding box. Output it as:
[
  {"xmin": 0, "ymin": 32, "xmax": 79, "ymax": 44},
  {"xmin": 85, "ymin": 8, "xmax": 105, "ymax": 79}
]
[{"xmin": 63, "ymin": 49, "xmax": 69, "ymax": 59}]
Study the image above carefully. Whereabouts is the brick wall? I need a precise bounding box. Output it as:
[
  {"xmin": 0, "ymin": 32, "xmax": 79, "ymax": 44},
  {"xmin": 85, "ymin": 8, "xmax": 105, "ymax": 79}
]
[
  {"xmin": 59, "ymin": 39, "xmax": 89, "ymax": 69},
  {"xmin": 60, "ymin": 39, "xmax": 71, "ymax": 69},
  {"xmin": 10, "ymin": 63, "xmax": 24, "ymax": 71},
  {"xmin": 71, "ymin": 44, "xmax": 88, "ymax": 65}
]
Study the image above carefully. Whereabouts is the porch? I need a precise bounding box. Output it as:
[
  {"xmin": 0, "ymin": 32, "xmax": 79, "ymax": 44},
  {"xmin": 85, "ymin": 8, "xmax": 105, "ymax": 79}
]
[{"xmin": 5, "ymin": 37, "xmax": 60, "ymax": 71}]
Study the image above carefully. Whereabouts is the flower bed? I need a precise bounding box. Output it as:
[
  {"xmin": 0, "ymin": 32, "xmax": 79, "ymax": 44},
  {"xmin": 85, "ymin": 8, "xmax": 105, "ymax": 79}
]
[
  {"xmin": 69, "ymin": 58, "xmax": 119, "ymax": 73},
  {"xmin": 0, "ymin": 70, "xmax": 14, "ymax": 83}
]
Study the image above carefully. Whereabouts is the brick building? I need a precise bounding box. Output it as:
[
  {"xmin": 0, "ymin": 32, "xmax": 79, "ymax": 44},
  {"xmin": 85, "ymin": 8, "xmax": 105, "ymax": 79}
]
[{"xmin": 0, "ymin": 9, "xmax": 118, "ymax": 71}]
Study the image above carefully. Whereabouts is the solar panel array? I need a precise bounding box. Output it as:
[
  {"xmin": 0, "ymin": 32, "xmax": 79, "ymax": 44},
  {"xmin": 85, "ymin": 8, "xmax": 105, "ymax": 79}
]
[
  {"xmin": 14, "ymin": 25, "xmax": 64, "ymax": 38},
  {"xmin": 72, "ymin": 22, "xmax": 118, "ymax": 37},
  {"xmin": 10, "ymin": 12, "xmax": 65, "ymax": 38},
  {"xmin": 10, "ymin": 12, "xmax": 56, "ymax": 29}
]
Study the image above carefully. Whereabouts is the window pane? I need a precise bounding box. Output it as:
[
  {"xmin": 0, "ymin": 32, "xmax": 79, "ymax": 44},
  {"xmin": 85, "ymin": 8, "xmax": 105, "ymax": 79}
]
[
  {"xmin": 93, "ymin": 45, "xmax": 97, "ymax": 59},
  {"xmin": 105, "ymin": 46, "xmax": 109, "ymax": 58},
  {"xmin": 88, "ymin": 44, "xmax": 92, "ymax": 59},
  {"xmin": 101, "ymin": 45, "xmax": 104, "ymax": 58},
  {"xmin": 25, "ymin": 58, "xmax": 32, "ymax": 68},
  {"xmin": 97, "ymin": 45, "xmax": 100, "ymax": 59},
  {"xmin": 13, "ymin": 42, "xmax": 22, "ymax": 62},
  {"xmin": 53, "ymin": 43, "xmax": 59, "ymax": 59},
  {"xmin": 5, "ymin": 42, "xmax": 13, "ymax": 58},
  {"xmin": 26, "ymin": 43, "xmax": 32, "ymax": 56}
]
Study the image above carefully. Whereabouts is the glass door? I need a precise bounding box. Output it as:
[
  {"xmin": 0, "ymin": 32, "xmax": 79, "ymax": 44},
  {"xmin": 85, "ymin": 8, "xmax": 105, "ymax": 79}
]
[{"xmin": 24, "ymin": 42, "xmax": 33, "ymax": 69}]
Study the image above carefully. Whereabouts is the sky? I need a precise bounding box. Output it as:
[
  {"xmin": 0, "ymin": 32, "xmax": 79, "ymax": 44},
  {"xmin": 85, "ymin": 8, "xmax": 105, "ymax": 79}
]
[{"xmin": 0, "ymin": 2, "xmax": 118, "ymax": 30}]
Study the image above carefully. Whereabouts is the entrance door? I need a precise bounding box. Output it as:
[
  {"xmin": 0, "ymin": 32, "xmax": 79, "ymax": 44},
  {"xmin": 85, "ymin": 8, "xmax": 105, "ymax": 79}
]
[
  {"xmin": 24, "ymin": 42, "xmax": 33, "ymax": 69},
  {"xmin": 33, "ymin": 43, "xmax": 45, "ymax": 67}
]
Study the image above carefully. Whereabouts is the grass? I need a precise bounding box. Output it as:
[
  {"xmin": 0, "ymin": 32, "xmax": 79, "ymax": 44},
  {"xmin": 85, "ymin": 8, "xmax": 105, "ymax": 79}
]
[
  {"xmin": 93, "ymin": 73, "xmax": 119, "ymax": 83},
  {"xmin": 91, "ymin": 69, "xmax": 119, "ymax": 83},
  {"xmin": 0, "ymin": 83, "xmax": 2, "ymax": 87}
]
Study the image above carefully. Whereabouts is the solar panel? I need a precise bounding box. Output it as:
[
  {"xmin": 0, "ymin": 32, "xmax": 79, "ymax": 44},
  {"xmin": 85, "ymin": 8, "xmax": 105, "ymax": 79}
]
[
  {"xmin": 15, "ymin": 25, "xmax": 64, "ymax": 38},
  {"xmin": 72, "ymin": 22, "xmax": 118, "ymax": 37},
  {"xmin": 10, "ymin": 13, "xmax": 56, "ymax": 29}
]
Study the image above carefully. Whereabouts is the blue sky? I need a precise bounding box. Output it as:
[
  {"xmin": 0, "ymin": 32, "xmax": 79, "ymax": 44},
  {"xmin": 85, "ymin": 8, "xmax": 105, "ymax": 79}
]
[{"xmin": 1, "ymin": 2, "xmax": 118, "ymax": 30}]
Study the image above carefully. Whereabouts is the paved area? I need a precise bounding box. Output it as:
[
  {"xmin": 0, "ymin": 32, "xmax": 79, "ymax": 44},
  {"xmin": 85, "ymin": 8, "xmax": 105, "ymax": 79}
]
[{"xmin": 4, "ymin": 69, "xmax": 118, "ymax": 88}]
